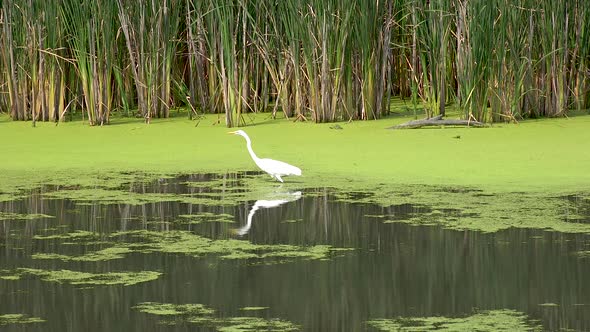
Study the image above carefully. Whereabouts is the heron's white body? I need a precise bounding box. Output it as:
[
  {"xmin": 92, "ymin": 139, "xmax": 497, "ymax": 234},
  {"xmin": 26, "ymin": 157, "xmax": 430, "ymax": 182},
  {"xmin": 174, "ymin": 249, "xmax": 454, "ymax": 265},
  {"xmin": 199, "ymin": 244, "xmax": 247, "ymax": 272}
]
[{"xmin": 231, "ymin": 130, "xmax": 301, "ymax": 182}]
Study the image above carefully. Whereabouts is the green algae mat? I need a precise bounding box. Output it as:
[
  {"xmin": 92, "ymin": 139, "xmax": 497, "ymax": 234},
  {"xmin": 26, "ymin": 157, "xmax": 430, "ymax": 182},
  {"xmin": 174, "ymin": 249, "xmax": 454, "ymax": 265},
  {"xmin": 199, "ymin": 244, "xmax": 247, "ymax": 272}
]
[
  {"xmin": 0, "ymin": 113, "xmax": 589, "ymax": 197},
  {"xmin": 1, "ymin": 113, "xmax": 590, "ymax": 331},
  {"xmin": 133, "ymin": 302, "xmax": 299, "ymax": 330},
  {"xmin": 367, "ymin": 309, "xmax": 542, "ymax": 331},
  {"xmin": 0, "ymin": 268, "xmax": 161, "ymax": 286},
  {"xmin": 0, "ymin": 313, "xmax": 45, "ymax": 326}
]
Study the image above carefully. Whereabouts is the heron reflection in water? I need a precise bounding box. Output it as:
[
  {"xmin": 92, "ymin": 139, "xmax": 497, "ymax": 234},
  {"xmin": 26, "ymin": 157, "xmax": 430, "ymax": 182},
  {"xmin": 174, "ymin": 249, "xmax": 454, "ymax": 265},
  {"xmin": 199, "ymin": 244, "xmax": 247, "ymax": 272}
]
[{"xmin": 235, "ymin": 191, "xmax": 302, "ymax": 236}]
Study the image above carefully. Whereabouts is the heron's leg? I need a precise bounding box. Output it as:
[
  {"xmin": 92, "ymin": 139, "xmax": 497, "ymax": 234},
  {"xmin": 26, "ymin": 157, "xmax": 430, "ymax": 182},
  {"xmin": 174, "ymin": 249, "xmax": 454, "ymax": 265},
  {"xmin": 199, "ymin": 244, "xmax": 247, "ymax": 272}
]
[{"xmin": 275, "ymin": 175, "xmax": 284, "ymax": 182}]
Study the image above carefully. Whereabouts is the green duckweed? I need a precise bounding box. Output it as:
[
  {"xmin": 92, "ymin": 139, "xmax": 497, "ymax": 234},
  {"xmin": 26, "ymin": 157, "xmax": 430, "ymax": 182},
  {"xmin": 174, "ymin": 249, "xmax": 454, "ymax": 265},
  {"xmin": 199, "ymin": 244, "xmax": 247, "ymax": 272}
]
[
  {"xmin": 133, "ymin": 301, "xmax": 299, "ymax": 331},
  {"xmin": 1, "ymin": 268, "xmax": 161, "ymax": 286},
  {"xmin": 31, "ymin": 230, "xmax": 354, "ymax": 264},
  {"xmin": 0, "ymin": 212, "xmax": 54, "ymax": 221},
  {"xmin": 366, "ymin": 309, "xmax": 542, "ymax": 331},
  {"xmin": 0, "ymin": 313, "xmax": 45, "ymax": 326}
]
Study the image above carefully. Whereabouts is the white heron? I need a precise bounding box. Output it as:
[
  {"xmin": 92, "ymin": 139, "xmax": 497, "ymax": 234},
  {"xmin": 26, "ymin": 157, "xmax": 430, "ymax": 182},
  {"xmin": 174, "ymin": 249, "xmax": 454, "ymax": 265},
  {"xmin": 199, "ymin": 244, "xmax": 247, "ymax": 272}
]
[{"xmin": 229, "ymin": 130, "xmax": 302, "ymax": 182}]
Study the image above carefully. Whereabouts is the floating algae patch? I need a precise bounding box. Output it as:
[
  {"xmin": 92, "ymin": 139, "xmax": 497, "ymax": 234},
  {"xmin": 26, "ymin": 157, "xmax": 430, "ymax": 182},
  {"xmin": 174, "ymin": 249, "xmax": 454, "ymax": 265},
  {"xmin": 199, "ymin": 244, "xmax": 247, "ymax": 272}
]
[
  {"xmin": 33, "ymin": 230, "xmax": 98, "ymax": 241},
  {"xmin": 109, "ymin": 230, "xmax": 353, "ymax": 264},
  {"xmin": 357, "ymin": 186, "xmax": 590, "ymax": 234},
  {"xmin": 366, "ymin": 309, "xmax": 541, "ymax": 331},
  {"xmin": 281, "ymin": 219, "xmax": 303, "ymax": 224},
  {"xmin": 211, "ymin": 317, "xmax": 299, "ymax": 332},
  {"xmin": 41, "ymin": 171, "xmax": 174, "ymax": 191},
  {"xmin": 44, "ymin": 187, "xmax": 237, "ymax": 207},
  {"xmin": 0, "ymin": 313, "xmax": 45, "ymax": 326},
  {"xmin": 29, "ymin": 171, "xmax": 291, "ymax": 209},
  {"xmin": 538, "ymin": 303, "xmax": 559, "ymax": 307},
  {"xmin": 1, "ymin": 113, "xmax": 589, "ymax": 195},
  {"xmin": 0, "ymin": 193, "xmax": 18, "ymax": 202},
  {"xmin": 184, "ymin": 177, "xmax": 242, "ymax": 189},
  {"xmin": 43, "ymin": 188, "xmax": 179, "ymax": 205},
  {"xmin": 178, "ymin": 195, "xmax": 238, "ymax": 206},
  {"xmin": 32, "ymin": 247, "xmax": 132, "ymax": 262},
  {"xmin": 0, "ymin": 212, "xmax": 54, "ymax": 221},
  {"xmin": 111, "ymin": 230, "xmax": 218, "ymax": 256},
  {"xmin": 260, "ymin": 245, "xmax": 333, "ymax": 260},
  {"xmin": 240, "ymin": 307, "xmax": 269, "ymax": 311},
  {"xmin": 0, "ymin": 170, "xmax": 171, "ymax": 203},
  {"xmin": 133, "ymin": 302, "xmax": 215, "ymax": 316},
  {"xmin": 562, "ymin": 194, "xmax": 590, "ymax": 223},
  {"xmin": 177, "ymin": 212, "xmax": 235, "ymax": 224},
  {"xmin": 33, "ymin": 230, "xmax": 353, "ymax": 264},
  {"xmin": 133, "ymin": 301, "xmax": 299, "ymax": 331},
  {"xmin": 0, "ymin": 269, "xmax": 21, "ymax": 280},
  {"xmin": 181, "ymin": 178, "xmax": 304, "ymax": 207},
  {"xmin": 2, "ymin": 268, "xmax": 161, "ymax": 286}
]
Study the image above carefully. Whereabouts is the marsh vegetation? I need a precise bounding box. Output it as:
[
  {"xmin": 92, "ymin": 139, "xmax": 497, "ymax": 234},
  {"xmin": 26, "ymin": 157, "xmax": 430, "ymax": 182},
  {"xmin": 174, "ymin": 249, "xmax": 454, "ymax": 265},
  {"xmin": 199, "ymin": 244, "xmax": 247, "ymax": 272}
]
[
  {"xmin": 1, "ymin": 2, "xmax": 590, "ymax": 329},
  {"xmin": 1, "ymin": 0, "xmax": 589, "ymax": 126}
]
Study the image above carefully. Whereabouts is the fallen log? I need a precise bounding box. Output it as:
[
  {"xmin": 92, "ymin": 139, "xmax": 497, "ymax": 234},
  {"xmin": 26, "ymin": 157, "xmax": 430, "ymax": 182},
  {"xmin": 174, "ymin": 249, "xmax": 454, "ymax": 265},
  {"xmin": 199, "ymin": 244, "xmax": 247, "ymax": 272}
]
[{"xmin": 387, "ymin": 115, "xmax": 486, "ymax": 129}]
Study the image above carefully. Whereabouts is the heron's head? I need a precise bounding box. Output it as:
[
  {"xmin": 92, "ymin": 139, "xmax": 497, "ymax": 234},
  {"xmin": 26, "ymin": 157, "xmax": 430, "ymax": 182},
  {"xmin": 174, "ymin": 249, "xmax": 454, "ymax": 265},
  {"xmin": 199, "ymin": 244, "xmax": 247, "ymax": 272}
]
[{"xmin": 228, "ymin": 130, "xmax": 246, "ymax": 137}]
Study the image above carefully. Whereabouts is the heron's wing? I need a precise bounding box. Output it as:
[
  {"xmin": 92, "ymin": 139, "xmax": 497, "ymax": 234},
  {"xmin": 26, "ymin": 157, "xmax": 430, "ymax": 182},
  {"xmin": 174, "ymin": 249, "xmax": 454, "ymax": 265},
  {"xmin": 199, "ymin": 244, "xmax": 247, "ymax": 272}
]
[{"xmin": 258, "ymin": 158, "xmax": 301, "ymax": 176}]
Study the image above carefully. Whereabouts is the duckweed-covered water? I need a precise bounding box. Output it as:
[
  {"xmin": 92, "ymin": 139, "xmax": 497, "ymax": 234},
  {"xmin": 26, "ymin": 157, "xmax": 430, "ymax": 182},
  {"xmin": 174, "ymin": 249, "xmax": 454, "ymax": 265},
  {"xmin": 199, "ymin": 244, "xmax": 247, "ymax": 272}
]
[{"xmin": 1, "ymin": 173, "xmax": 589, "ymax": 331}]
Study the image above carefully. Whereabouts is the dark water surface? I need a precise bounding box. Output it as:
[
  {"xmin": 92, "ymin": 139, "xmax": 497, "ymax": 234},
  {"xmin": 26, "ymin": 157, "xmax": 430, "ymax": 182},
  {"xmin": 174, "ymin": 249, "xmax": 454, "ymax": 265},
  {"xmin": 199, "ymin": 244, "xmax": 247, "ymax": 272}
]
[{"xmin": 1, "ymin": 174, "xmax": 589, "ymax": 331}]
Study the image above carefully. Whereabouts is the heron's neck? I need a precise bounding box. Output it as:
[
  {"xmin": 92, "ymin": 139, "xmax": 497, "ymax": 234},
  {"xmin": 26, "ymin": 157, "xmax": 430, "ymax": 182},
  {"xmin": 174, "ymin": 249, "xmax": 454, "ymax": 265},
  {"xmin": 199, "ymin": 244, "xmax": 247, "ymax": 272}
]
[{"xmin": 244, "ymin": 135, "xmax": 259, "ymax": 161}]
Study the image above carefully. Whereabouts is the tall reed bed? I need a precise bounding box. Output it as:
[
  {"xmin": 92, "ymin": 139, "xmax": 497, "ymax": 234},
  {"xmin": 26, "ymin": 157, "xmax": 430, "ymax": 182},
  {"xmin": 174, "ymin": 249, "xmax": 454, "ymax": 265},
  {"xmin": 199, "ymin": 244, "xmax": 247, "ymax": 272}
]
[
  {"xmin": 1, "ymin": 1, "xmax": 67, "ymax": 123},
  {"xmin": 455, "ymin": 0, "xmax": 590, "ymax": 121},
  {"xmin": 117, "ymin": 0, "xmax": 181, "ymax": 123},
  {"xmin": 63, "ymin": 0, "xmax": 118, "ymax": 125},
  {"xmin": 0, "ymin": 1, "xmax": 589, "ymax": 126}
]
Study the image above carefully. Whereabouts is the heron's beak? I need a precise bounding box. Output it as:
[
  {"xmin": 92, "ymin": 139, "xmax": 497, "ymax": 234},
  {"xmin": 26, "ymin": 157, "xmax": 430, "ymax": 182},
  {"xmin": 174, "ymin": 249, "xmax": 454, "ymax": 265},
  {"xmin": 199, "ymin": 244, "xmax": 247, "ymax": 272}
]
[{"xmin": 228, "ymin": 131, "xmax": 237, "ymax": 134}]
